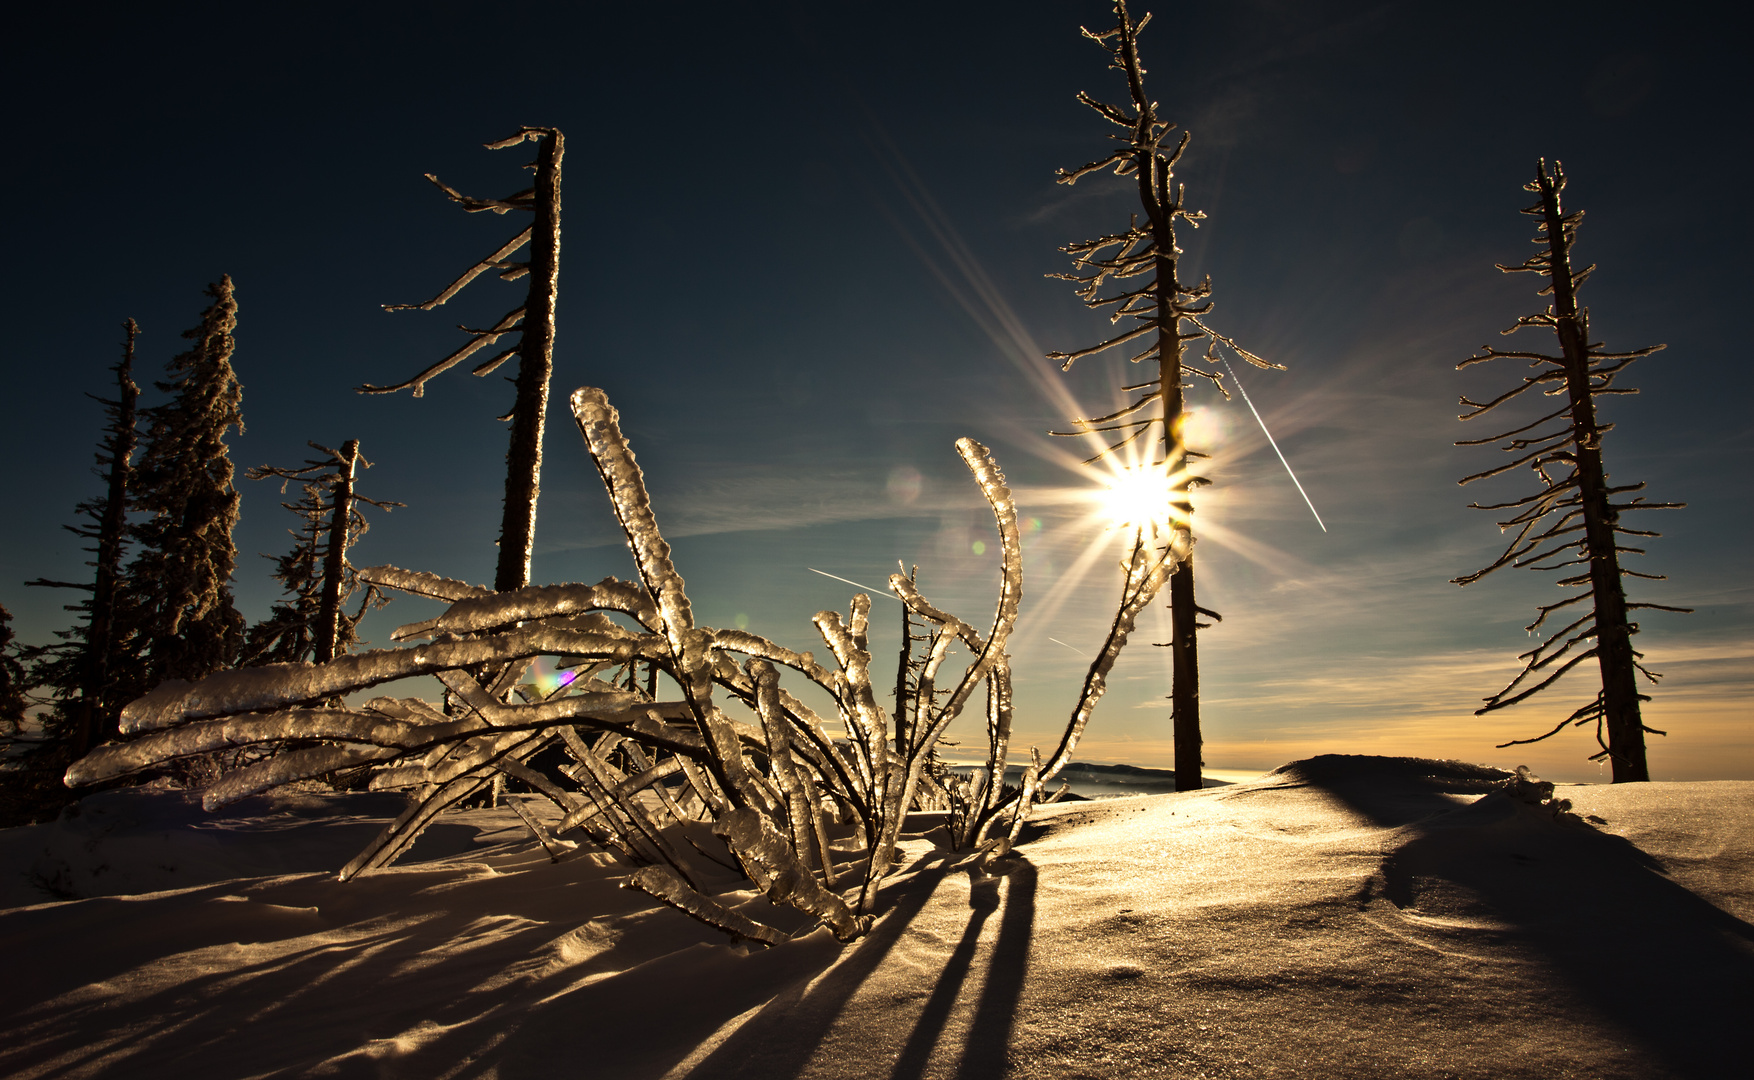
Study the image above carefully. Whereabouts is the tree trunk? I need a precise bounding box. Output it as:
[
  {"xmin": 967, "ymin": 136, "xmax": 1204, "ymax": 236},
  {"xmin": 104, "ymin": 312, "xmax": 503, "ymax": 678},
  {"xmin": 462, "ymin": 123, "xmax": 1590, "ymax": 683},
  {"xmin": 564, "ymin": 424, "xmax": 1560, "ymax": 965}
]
[
  {"xmin": 77, "ymin": 321, "xmax": 140, "ymax": 756},
  {"xmin": 495, "ymin": 132, "xmax": 563, "ymax": 593},
  {"xmin": 1535, "ymin": 167, "xmax": 1648, "ymax": 782},
  {"xmin": 894, "ymin": 565, "xmax": 915, "ymax": 754},
  {"xmin": 314, "ymin": 439, "xmax": 359, "ymax": 665},
  {"xmin": 1144, "ymin": 155, "xmax": 1204, "ymax": 793},
  {"xmin": 1169, "ymin": 550, "xmax": 1203, "ymax": 788}
]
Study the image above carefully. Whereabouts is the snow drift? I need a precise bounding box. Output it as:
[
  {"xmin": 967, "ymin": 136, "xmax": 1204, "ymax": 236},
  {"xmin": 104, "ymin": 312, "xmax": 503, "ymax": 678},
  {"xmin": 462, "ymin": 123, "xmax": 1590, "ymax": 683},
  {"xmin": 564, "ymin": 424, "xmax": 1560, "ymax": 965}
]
[{"xmin": 3, "ymin": 754, "xmax": 1748, "ymax": 1079}]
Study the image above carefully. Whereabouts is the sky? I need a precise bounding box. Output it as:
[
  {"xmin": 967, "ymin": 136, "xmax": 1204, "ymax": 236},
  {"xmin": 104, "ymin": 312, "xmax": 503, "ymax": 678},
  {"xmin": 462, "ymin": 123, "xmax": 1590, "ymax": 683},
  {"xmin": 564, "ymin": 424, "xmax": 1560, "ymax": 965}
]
[{"xmin": 2, "ymin": 1, "xmax": 1747, "ymax": 782}]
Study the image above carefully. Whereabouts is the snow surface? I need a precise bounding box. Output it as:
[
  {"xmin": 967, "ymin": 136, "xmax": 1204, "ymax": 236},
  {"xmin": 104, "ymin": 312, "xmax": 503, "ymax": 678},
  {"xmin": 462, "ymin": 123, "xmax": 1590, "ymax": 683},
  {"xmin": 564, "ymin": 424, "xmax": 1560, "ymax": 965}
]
[{"xmin": 2, "ymin": 756, "xmax": 1748, "ymax": 1079}]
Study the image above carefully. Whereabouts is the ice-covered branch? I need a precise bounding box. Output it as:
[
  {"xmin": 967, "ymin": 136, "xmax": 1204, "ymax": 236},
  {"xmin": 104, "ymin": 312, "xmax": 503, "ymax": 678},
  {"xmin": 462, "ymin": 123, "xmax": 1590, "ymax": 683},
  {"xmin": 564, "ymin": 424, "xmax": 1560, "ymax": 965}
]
[
  {"xmin": 1456, "ymin": 160, "xmax": 1683, "ymax": 778},
  {"xmin": 384, "ymin": 228, "xmax": 533, "ymax": 312},
  {"xmin": 358, "ymin": 306, "xmax": 526, "ymax": 397}
]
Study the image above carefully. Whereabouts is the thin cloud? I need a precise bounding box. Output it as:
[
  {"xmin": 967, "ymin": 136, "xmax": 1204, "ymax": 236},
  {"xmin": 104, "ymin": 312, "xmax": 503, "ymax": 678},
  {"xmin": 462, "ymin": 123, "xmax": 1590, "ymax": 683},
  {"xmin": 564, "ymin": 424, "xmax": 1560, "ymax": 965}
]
[{"xmin": 541, "ymin": 467, "xmax": 985, "ymax": 552}]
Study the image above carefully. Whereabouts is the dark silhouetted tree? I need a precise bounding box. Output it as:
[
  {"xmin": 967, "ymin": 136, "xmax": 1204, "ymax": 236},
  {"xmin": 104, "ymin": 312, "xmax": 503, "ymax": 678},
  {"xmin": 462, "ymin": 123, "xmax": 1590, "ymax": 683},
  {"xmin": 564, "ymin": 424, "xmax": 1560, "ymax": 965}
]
[
  {"xmin": 241, "ymin": 483, "xmax": 323, "ymax": 667},
  {"xmin": 1455, "ymin": 160, "xmax": 1688, "ymax": 782},
  {"xmin": 26, "ymin": 320, "xmax": 148, "ymax": 754},
  {"xmin": 0, "ymin": 604, "xmax": 29, "ymax": 738},
  {"xmin": 244, "ymin": 439, "xmax": 397, "ymax": 666},
  {"xmin": 1048, "ymin": 1, "xmax": 1278, "ymax": 790},
  {"xmin": 0, "ymin": 601, "xmax": 66, "ymax": 825},
  {"xmin": 362, "ymin": 127, "xmax": 563, "ymax": 593},
  {"xmin": 125, "ymin": 277, "xmax": 247, "ymax": 687}
]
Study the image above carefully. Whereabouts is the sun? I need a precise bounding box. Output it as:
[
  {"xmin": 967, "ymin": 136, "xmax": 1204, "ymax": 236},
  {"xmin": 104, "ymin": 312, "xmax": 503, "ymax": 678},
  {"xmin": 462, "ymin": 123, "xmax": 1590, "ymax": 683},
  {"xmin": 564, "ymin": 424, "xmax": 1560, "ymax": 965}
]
[{"xmin": 1100, "ymin": 467, "xmax": 1172, "ymax": 529}]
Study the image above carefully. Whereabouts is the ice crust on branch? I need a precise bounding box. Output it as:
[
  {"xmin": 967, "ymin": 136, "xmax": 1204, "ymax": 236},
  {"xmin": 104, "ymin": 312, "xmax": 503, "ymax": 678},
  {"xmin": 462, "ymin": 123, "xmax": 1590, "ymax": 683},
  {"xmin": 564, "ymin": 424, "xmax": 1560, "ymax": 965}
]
[
  {"xmin": 69, "ymin": 385, "xmax": 1166, "ymax": 946},
  {"xmin": 1454, "ymin": 160, "xmax": 1687, "ymax": 782},
  {"xmin": 1043, "ymin": 1, "xmax": 1289, "ymax": 795}
]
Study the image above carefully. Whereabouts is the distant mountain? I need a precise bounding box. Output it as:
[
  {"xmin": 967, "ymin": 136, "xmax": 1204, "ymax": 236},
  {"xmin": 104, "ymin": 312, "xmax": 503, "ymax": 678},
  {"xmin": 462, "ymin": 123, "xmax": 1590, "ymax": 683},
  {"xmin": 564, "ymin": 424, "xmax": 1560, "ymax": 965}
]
[
  {"xmin": 959, "ymin": 761, "xmax": 1231, "ymax": 789},
  {"xmin": 1061, "ymin": 761, "xmax": 1179, "ymax": 779}
]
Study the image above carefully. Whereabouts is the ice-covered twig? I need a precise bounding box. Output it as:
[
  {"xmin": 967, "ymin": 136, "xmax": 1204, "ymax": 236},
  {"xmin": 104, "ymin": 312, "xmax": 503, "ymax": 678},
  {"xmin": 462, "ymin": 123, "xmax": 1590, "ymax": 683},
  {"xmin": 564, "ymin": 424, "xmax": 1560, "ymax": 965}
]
[{"xmin": 1455, "ymin": 160, "xmax": 1688, "ymax": 780}]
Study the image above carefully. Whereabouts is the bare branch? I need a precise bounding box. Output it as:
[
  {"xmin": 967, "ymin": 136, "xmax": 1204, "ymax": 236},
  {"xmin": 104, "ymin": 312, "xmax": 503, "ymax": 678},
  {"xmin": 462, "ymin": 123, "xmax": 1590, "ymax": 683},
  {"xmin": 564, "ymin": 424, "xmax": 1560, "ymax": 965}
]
[
  {"xmin": 384, "ymin": 228, "xmax": 532, "ymax": 312},
  {"xmin": 358, "ymin": 307, "xmax": 525, "ymax": 397}
]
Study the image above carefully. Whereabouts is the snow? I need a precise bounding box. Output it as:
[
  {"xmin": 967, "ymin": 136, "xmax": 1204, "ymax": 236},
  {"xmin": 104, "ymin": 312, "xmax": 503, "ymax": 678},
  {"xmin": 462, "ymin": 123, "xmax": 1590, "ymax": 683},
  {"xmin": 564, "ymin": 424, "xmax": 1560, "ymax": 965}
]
[{"xmin": 2, "ymin": 755, "xmax": 1748, "ymax": 1079}]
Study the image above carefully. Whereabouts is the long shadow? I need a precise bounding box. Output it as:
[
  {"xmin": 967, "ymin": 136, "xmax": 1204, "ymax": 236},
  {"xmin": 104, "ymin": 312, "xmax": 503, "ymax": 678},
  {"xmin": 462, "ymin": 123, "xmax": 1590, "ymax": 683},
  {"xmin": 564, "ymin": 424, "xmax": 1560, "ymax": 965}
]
[
  {"xmin": 679, "ymin": 853, "xmax": 956, "ymax": 1080},
  {"xmin": 680, "ymin": 853, "xmax": 1039, "ymax": 1080},
  {"xmin": 887, "ymin": 871, "xmax": 1000, "ymax": 1080},
  {"xmin": 0, "ymin": 898, "xmax": 574, "ymax": 1080},
  {"xmin": 1289, "ymin": 755, "xmax": 1754, "ymax": 1078},
  {"xmin": 954, "ymin": 859, "xmax": 1035, "ymax": 1080},
  {"xmin": 0, "ymin": 851, "xmax": 730, "ymax": 1080},
  {"xmin": 3, "ymin": 820, "xmax": 1040, "ymax": 1080}
]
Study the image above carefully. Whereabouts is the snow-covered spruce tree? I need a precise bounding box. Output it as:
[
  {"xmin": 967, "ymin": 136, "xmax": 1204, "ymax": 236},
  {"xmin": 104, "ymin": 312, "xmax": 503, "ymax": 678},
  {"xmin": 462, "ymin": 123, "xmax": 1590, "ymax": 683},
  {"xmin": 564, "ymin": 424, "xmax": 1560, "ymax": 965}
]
[
  {"xmin": 244, "ymin": 440, "xmax": 397, "ymax": 667},
  {"xmin": 125, "ymin": 278, "xmax": 247, "ymax": 687},
  {"xmin": 1048, "ymin": 1, "xmax": 1279, "ymax": 791},
  {"xmin": 362, "ymin": 128, "xmax": 562, "ymax": 593},
  {"xmin": 65, "ymin": 386, "xmax": 1170, "ymax": 944},
  {"xmin": 1455, "ymin": 161, "xmax": 1687, "ymax": 782},
  {"xmin": 25, "ymin": 321, "xmax": 147, "ymax": 754}
]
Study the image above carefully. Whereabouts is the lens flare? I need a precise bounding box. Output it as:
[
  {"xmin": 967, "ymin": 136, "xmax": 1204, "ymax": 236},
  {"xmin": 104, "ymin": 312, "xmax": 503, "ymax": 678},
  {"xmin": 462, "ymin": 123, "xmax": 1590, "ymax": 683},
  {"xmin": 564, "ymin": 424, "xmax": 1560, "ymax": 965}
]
[
  {"xmin": 528, "ymin": 656, "xmax": 578, "ymax": 697},
  {"xmin": 1101, "ymin": 467, "xmax": 1172, "ymax": 529}
]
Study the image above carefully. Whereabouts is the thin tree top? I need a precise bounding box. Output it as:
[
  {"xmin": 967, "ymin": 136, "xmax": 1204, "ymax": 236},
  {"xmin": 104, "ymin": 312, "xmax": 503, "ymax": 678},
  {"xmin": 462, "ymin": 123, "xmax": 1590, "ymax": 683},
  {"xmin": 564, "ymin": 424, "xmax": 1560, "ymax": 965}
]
[
  {"xmin": 136, "ymin": 276, "xmax": 244, "ymax": 510},
  {"xmin": 360, "ymin": 129, "xmax": 564, "ymax": 399}
]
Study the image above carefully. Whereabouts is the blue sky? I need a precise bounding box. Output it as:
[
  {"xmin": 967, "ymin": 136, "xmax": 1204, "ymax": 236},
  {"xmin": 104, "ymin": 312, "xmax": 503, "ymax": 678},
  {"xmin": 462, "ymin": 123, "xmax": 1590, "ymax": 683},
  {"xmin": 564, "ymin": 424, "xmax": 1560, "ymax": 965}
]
[{"xmin": 3, "ymin": 1, "xmax": 1748, "ymax": 781}]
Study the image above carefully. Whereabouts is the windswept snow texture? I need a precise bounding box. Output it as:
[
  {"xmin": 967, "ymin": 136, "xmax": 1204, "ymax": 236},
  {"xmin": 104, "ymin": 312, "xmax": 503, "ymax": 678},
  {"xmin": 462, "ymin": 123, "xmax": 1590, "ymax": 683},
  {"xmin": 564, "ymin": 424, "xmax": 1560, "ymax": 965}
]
[{"xmin": 2, "ymin": 755, "xmax": 1749, "ymax": 1079}]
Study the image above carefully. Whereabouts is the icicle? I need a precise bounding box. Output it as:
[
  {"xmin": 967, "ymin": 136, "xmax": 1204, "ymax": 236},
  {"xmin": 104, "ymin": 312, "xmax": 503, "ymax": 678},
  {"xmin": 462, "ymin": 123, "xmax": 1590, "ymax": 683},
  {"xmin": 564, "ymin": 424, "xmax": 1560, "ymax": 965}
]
[
  {"xmin": 569, "ymin": 388, "xmax": 694, "ymax": 650},
  {"xmin": 508, "ymin": 796, "xmax": 579, "ymax": 861},
  {"xmin": 625, "ymin": 867, "xmax": 788, "ymax": 947},
  {"xmin": 712, "ymin": 807, "xmax": 868, "ymax": 941},
  {"xmin": 202, "ymin": 744, "xmax": 401, "ymax": 810},
  {"xmin": 394, "ymin": 579, "xmax": 659, "ymax": 641},
  {"xmin": 119, "ymin": 625, "xmax": 655, "ymax": 731},
  {"xmin": 749, "ymin": 659, "xmax": 836, "ymax": 891}
]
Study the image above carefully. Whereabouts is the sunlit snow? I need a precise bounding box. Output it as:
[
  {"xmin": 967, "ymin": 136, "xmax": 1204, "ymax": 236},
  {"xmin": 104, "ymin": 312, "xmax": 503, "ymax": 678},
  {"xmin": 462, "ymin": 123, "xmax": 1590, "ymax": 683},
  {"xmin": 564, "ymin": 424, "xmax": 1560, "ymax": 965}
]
[{"xmin": 3, "ymin": 755, "xmax": 1747, "ymax": 1079}]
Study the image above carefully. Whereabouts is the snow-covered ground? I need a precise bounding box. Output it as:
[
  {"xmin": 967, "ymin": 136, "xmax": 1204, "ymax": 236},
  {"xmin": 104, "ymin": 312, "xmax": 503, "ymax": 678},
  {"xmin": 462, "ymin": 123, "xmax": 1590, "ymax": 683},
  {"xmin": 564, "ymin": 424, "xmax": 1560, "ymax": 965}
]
[{"xmin": 2, "ymin": 756, "xmax": 1748, "ymax": 1079}]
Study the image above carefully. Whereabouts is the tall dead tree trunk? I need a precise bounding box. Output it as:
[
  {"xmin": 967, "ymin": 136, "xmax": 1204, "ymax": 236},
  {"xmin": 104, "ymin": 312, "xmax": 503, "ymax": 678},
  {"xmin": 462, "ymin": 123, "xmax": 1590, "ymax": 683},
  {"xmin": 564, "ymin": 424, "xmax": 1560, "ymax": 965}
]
[
  {"xmin": 1048, "ymin": 1, "xmax": 1276, "ymax": 791},
  {"xmin": 1537, "ymin": 174, "xmax": 1647, "ymax": 781},
  {"xmin": 362, "ymin": 127, "xmax": 563, "ymax": 593},
  {"xmin": 1455, "ymin": 160, "xmax": 1687, "ymax": 781},
  {"xmin": 80, "ymin": 321, "xmax": 140, "ymax": 753},
  {"xmin": 497, "ymin": 133, "xmax": 562, "ymax": 592},
  {"xmin": 314, "ymin": 439, "xmax": 360, "ymax": 663},
  {"xmin": 246, "ymin": 440, "xmax": 397, "ymax": 667},
  {"xmin": 28, "ymin": 319, "xmax": 145, "ymax": 754},
  {"xmin": 894, "ymin": 564, "xmax": 917, "ymax": 754}
]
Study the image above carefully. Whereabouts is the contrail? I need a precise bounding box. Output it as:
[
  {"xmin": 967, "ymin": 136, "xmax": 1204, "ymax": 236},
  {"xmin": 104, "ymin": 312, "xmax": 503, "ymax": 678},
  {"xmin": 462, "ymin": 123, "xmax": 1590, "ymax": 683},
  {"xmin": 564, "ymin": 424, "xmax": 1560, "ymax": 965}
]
[
  {"xmin": 1219, "ymin": 357, "xmax": 1328, "ymax": 533},
  {"xmin": 807, "ymin": 567, "xmax": 899, "ymax": 600},
  {"xmin": 1048, "ymin": 637, "xmax": 1089, "ymax": 657}
]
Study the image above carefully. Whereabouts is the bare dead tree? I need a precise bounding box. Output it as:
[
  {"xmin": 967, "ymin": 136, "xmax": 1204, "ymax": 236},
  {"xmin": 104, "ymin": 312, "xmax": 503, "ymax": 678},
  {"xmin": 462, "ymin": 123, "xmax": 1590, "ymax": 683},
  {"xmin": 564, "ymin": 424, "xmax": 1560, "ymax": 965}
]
[
  {"xmin": 1048, "ymin": 1, "xmax": 1278, "ymax": 790},
  {"xmin": 893, "ymin": 563, "xmax": 921, "ymax": 755},
  {"xmin": 1455, "ymin": 160, "xmax": 1688, "ymax": 782},
  {"xmin": 246, "ymin": 440, "xmax": 398, "ymax": 666},
  {"xmin": 362, "ymin": 127, "xmax": 563, "ymax": 593},
  {"xmin": 27, "ymin": 321, "xmax": 144, "ymax": 756}
]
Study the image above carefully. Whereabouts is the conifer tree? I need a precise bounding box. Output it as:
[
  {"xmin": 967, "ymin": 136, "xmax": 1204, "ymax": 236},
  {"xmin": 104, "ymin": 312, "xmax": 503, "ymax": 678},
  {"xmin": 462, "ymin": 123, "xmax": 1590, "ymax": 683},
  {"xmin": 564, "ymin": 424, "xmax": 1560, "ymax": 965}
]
[
  {"xmin": 1049, "ymin": 1, "xmax": 1278, "ymax": 790},
  {"xmin": 244, "ymin": 439, "xmax": 396, "ymax": 666},
  {"xmin": 125, "ymin": 277, "xmax": 246, "ymax": 687},
  {"xmin": 362, "ymin": 127, "xmax": 563, "ymax": 593},
  {"xmin": 25, "ymin": 320, "xmax": 147, "ymax": 753},
  {"xmin": 0, "ymin": 604, "xmax": 29, "ymax": 738},
  {"xmin": 1455, "ymin": 161, "xmax": 1687, "ymax": 781},
  {"xmin": 242, "ymin": 483, "xmax": 323, "ymax": 667},
  {"xmin": 0, "ymin": 602, "xmax": 61, "ymax": 825}
]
